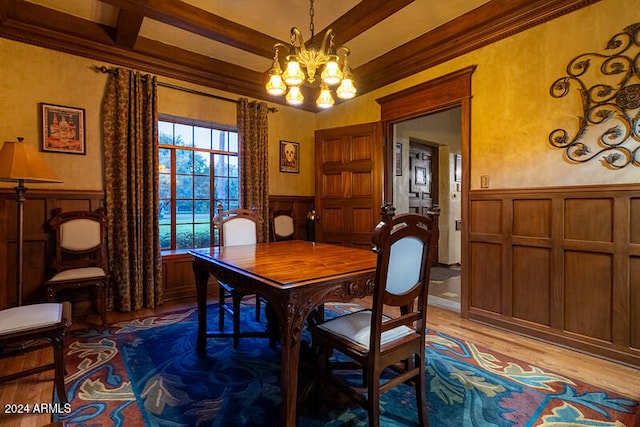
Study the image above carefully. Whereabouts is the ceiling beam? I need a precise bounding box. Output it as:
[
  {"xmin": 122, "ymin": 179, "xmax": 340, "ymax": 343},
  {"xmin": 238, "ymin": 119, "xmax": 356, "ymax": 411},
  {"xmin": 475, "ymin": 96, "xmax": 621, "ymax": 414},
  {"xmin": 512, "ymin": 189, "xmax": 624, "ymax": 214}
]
[
  {"xmin": 313, "ymin": 0, "xmax": 415, "ymax": 47},
  {"xmin": 115, "ymin": 9, "xmax": 143, "ymax": 48},
  {"xmin": 99, "ymin": 0, "xmax": 283, "ymax": 59}
]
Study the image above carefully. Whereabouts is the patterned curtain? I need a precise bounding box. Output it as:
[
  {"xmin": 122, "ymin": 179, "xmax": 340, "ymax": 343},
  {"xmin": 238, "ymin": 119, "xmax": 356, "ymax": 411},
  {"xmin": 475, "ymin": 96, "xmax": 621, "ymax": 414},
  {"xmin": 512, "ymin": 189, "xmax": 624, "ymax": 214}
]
[
  {"xmin": 102, "ymin": 69, "xmax": 163, "ymax": 311},
  {"xmin": 237, "ymin": 98, "xmax": 269, "ymax": 242}
]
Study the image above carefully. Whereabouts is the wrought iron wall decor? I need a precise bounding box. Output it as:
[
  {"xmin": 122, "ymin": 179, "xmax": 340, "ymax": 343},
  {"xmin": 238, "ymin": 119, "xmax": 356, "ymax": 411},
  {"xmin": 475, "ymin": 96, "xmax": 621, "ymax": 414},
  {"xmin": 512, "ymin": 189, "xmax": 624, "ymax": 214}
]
[{"xmin": 549, "ymin": 23, "xmax": 640, "ymax": 169}]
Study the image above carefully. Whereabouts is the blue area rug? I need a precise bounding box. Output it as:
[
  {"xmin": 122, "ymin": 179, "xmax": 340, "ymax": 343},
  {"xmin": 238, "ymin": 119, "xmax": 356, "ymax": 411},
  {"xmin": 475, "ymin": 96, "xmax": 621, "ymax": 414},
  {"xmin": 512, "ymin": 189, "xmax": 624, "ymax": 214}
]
[{"xmin": 59, "ymin": 303, "xmax": 639, "ymax": 426}]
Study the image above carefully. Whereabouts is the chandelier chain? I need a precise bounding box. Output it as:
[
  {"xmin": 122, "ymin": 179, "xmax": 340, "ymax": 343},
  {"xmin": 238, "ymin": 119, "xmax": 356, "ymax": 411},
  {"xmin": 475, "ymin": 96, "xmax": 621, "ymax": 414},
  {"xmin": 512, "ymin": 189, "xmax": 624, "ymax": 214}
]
[{"xmin": 309, "ymin": 0, "xmax": 315, "ymax": 41}]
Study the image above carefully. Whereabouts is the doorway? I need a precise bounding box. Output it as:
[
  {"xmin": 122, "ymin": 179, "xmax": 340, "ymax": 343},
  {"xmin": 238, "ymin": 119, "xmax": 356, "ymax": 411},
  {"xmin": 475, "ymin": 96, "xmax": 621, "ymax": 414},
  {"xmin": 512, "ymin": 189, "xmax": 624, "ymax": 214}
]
[{"xmin": 376, "ymin": 66, "xmax": 475, "ymax": 316}]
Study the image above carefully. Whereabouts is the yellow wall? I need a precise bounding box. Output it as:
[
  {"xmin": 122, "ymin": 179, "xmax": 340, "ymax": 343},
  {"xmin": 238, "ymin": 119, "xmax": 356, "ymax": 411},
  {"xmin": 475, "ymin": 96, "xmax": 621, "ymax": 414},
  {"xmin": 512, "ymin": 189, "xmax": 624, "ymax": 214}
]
[
  {"xmin": 316, "ymin": 0, "xmax": 640, "ymax": 190},
  {"xmin": 0, "ymin": 39, "xmax": 316, "ymax": 196},
  {"xmin": 1, "ymin": 0, "xmax": 638, "ymax": 195}
]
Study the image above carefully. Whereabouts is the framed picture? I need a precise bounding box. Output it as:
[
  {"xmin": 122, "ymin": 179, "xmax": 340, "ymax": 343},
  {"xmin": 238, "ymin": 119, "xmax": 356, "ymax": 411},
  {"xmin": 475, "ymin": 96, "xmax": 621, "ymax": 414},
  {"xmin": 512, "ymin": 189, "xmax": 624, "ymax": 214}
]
[
  {"xmin": 41, "ymin": 103, "xmax": 86, "ymax": 154},
  {"xmin": 279, "ymin": 140, "xmax": 299, "ymax": 173},
  {"xmin": 395, "ymin": 143, "xmax": 402, "ymax": 176}
]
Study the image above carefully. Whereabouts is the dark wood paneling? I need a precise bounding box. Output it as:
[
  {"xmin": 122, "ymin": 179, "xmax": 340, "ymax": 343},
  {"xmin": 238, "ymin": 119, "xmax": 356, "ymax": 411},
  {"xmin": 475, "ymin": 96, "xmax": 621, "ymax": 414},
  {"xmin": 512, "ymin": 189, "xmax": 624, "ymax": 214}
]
[
  {"xmin": 632, "ymin": 198, "xmax": 640, "ymax": 244},
  {"xmin": 514, "ymin": 199, "xmax": 551, "ymax": 238},
  {"xmin": 470, "ymin": 200, "xmax": 502, "ymax": 235},
  {"xmin": 565, "ymin": 198, "xmax": 613, "ymax": 242},
  {"xmin": 467, "ymin": 184, "xmax": 640, "ymax": 367},
  {"xmin": 470, "ymin": 242, "xmax": 502, "ymax": 313},
  {"xmin": 513, "ymin": 246, "xmax": 551, "ymax": 325},
  {"xmin": 0, "ymin": 189, "xmax": 105, "ymax": 310},
  {"xmin": 564, "ymin": 251, "xmax": 612, "ymax": 341},
  {"xmin": 632, "ymin": 256, "xmax": 640, "ymax": 349}
]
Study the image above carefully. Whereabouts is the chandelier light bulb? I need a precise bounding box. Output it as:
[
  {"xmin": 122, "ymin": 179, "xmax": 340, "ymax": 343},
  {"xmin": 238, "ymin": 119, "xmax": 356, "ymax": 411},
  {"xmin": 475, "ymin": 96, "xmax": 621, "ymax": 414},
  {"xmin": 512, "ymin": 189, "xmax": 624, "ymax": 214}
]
[
  {"xmin": 283, "ymin": 56, "xmax": 304, "ymax": 86},
  {"xmin": 286, "ymin": 86, "xmax": 304, "ymax": 105},
  {"xmin": 266, "ymin": 74, "xmax": 286, "ymax": 96},
  {"xmin": 336, "ymin": 77, "xmax": 356, "ymax": 100},
  {"xmin": 321, "ymin": 57, "xmax": 343, "ymax": 86},
  {"xmin": 316, "ymin": 84, "xmax": 335, "ymax": 109}
]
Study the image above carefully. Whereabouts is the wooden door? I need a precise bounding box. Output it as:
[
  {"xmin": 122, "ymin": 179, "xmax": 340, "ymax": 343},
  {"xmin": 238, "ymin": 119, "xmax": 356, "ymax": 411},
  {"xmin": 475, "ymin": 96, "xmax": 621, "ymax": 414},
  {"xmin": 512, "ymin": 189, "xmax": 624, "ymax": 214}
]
[
  {"xmin": 314, "ymin": 122, "xmax": 383, "ymax": 249},
  {"xmin": 408, "ymin": 143, "xmax": 437, "ymax": 216}
]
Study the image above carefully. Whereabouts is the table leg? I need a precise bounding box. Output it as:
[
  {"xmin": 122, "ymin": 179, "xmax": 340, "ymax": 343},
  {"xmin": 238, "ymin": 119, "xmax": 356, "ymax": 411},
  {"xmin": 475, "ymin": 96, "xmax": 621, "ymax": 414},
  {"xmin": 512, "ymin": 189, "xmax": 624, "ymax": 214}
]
[
  {"xmin": 280, "ymin": 319, "xmax": 303, "ymax": 427},
  {"xmin": 193, "ymin": 260, "xmax": 210, "ymax": 355}
]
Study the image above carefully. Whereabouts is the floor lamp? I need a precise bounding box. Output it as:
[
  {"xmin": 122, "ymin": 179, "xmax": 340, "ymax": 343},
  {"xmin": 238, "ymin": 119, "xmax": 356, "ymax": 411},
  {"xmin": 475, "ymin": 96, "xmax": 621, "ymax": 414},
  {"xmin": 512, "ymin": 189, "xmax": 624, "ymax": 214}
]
[{"xmin": 0, "ymin": 137, "xmax": 62, "ymax": 306}]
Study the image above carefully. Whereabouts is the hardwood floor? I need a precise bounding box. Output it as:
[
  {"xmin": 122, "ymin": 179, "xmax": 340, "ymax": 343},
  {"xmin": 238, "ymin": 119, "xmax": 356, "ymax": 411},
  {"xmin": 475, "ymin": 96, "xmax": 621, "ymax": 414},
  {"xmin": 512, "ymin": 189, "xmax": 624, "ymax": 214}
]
[{"xmin": 1, "ymin": 296, "xmax": 638, "ymax": 427}]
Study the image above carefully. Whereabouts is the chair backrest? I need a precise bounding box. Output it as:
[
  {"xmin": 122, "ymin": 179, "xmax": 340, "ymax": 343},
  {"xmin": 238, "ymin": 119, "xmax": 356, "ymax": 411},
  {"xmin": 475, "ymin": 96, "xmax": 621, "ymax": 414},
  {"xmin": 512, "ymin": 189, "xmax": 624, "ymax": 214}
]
[
  {"xmin": 48, "ymin": 208, "xmax": 108, "ymax": 273},
  {"xmin": 213, "ymin": 207, "xmax": 263, "ymax": 247},
  {"xmin": 269, "ymin": 208, "xmax": 295, "ymax": 241},
  {"xmin": 369, "ymin": 203, "xmax": 440, "ymax": 351}
]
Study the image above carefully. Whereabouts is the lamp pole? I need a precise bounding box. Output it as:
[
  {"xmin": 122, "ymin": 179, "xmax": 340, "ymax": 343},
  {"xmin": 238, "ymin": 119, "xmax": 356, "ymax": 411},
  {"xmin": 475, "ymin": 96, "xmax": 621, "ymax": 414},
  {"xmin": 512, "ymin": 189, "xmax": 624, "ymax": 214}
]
[{"xmin": 14, "ymin": 178, "xmax": 26, "ymax": 306}]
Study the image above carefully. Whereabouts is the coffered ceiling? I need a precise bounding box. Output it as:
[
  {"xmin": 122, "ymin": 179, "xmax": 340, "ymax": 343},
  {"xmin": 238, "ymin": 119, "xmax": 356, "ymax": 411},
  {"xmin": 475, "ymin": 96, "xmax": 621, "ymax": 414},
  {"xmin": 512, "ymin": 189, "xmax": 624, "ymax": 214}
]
[{"xmin": 0, "ymin": 0, "xmax": 598, "ymax": 111}]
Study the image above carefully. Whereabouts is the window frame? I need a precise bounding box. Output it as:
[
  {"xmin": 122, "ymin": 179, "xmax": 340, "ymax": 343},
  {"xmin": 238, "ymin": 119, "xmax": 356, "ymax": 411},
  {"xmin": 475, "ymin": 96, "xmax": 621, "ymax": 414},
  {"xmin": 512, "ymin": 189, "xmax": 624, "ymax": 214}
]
[{"xmin": 158, "ymin": 113, "xmax": 239, "ymax": 251}]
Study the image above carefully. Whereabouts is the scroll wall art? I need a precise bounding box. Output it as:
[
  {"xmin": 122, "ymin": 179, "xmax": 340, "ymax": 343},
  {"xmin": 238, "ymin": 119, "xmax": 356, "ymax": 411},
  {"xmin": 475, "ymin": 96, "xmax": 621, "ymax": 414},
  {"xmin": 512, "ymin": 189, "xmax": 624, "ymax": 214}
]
[{"xmin": 549, "ymin": 23, "xmax": 640, "ymax": 169}]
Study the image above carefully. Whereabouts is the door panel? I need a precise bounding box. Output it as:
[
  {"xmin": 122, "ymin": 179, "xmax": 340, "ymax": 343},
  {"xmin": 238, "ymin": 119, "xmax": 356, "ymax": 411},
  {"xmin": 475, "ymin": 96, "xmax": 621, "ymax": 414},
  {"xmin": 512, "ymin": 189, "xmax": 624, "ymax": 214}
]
[
  {"xmin": 315, "ymin": 122, "xmax": 382, "ymax": 248},
  {"xmin": 409, "ymin": 144, "xmax": 435, "ymax": 216}
]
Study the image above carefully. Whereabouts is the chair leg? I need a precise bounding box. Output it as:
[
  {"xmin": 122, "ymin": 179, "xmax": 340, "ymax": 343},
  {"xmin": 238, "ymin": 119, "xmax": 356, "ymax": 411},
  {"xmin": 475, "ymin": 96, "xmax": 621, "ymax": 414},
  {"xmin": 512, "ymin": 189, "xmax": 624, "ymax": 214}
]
[
  {"xmin": 232, "ymin": 292, "xmax": 242, "ymax": 348},
  {"xmin": 218, "ymin": 284, "xmax": 225, "ymax": 330},
  {"xmin": 52, "ymin": 334, "xmax": 68, "ymax": 404},
  {"xmin": 415, "ymin": 356, "xmax": 429, "ymax": 426},
  {"xmin": 367, "ymin": 368, "xmax": 381, "ymax": 427},
  {"xmin": 98, "ymin": 283, "xmax": 107, "ymax": 325},
  {"xmin": 255, "ymin": 296, "xmax": 261, "ymax": 322}
]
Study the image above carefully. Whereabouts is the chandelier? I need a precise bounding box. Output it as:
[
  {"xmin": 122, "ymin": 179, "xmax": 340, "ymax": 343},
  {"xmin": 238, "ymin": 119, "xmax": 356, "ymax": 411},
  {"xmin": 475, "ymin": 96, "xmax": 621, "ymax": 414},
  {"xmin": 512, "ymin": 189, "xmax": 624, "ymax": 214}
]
[{"xmin": 265, "ymin": 0, "xmax": 356, "ymax": 108}]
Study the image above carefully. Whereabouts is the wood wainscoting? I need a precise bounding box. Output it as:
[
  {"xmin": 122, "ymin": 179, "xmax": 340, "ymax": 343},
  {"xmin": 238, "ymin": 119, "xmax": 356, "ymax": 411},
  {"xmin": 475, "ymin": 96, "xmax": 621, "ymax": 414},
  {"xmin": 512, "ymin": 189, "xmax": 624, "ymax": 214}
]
[
  {"xmin": 467, "ymin": 184, "xmax": 640, "ymax": 367},
  {"xmin": 0, "ymin": 189, "xmax": 105, "ymax": 309},
  {"xmin": 0, "ymin": 190, "xmax": 314, "ymax": 312}
]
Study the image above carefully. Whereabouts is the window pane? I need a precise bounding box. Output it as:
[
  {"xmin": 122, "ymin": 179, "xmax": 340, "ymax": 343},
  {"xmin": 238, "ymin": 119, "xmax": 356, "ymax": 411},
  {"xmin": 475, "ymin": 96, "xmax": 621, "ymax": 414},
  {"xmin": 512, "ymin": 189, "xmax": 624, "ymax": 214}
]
[
  {"xmin": 193, "ymin": 151, "xmax": 210, "ymax": 175},
  {"xmin": 159, "ymin": 148, "xmax": 171, "ymax": 173},
  {"xmin": 159, "ymin": 224, "xmax": 172, "ymax": 249},
  {"xmin": 159, "ymin": 174, "xmax": 171, "ymax": 199},
  {"xmin": 194, "ymin": 223, "xmax": 210, "ymax": 248},
  {"xmin": 194, "ymin": 126, "xmax": 211, "ymax": 149},
  {"xmin": 158, "ymin": 122, "xmax": 174, "ymax": 145},
  {"xmin": 212, "ymin": 129, "xmax": 226, "ymax": 150},
  {"xmin": 214, "ymin": 177, "xmax": 229, "ymax": 200},
  {"xmin": 176, "ymin": 175, "xmax": 193, "ymax": 198},
  {"xmin": 229, "ymin": 177, "xmax": 239, "ymax": 200},
  {"xmin": 159, "ymin": 199, "xmax": 172, "ymax": 224},
  {"xmin": 229, "ymin": 155, "xmax": 238, "ymax": 177},
  {"xmin": 214, "ymin": 154, "xmax": 228, "ymax": 176},
  {"xmin": 176, "ymin": 224, "xmax": 194, "ymax": 249},
  {"xmin": 194, "ymin": 175, "xmax": 210, "ymax": 199},
  {"xmin": 175, "ymin": 124, "xmax": 193, "ymax": 147},
  {"xmin": 176, "ymin": 149, "xmax": 193, "ymax": 174},
  {"xmin": 176, "ymin": 200, "xmax": 193, "ymax": 223},
  {"xmin": 194, "ymin": 200, "xmax": 210, "ymax": 221},
  {"xmin": 228, "ymin": 132, "xmax": 238, "ymax": 153}
]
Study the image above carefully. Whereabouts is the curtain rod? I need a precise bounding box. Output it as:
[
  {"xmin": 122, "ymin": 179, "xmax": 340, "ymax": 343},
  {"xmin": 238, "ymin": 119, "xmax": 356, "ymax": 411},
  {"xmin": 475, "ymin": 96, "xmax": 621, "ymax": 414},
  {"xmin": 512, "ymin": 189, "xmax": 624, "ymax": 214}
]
[{"xmin": 95, "ymin": 66, "xmax": 277, "ymax": 113}]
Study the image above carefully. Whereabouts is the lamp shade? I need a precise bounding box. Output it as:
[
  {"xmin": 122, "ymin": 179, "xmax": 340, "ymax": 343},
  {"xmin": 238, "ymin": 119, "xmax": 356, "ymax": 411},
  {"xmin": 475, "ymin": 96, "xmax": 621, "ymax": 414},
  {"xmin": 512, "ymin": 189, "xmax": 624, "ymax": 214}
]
[{"xmin": 0, "ymin": 138, "xmax": 62, "ymax": 183}]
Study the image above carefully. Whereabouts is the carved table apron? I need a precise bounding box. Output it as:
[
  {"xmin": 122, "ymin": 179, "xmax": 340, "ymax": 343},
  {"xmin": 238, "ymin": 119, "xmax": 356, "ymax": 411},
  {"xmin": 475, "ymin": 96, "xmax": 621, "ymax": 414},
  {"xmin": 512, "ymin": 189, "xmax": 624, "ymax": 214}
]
[{"xmin": 189, "ymin": 240, "xmax": 377, "ymax": 427}]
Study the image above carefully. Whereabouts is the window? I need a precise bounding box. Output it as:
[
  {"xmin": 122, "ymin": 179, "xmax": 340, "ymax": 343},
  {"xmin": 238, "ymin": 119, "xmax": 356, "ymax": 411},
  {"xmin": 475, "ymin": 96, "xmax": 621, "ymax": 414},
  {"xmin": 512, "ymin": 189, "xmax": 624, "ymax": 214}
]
[{"xmin": 158, "ymin": 116, "xmax": 239, "ymax": 250}]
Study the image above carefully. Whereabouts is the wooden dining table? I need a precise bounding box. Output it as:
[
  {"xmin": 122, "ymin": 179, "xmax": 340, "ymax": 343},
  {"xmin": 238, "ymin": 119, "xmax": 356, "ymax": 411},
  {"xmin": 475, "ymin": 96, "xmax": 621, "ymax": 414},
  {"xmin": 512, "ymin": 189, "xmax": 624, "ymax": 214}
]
[{"xmin": 189, "ymin": 240, "xmax": 378, "ymax": 427}]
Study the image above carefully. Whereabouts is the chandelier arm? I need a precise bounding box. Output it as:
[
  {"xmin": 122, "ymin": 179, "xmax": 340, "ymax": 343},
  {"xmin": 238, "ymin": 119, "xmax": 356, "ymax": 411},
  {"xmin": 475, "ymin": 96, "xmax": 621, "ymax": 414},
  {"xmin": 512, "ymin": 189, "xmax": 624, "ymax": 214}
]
[
  {"xmin": 319, "ymin": 29, "xmax": 336, "ymax": 53},
  {"xmin": 290, "ymin": 27, "xmax": 307, "ymax": 54}
]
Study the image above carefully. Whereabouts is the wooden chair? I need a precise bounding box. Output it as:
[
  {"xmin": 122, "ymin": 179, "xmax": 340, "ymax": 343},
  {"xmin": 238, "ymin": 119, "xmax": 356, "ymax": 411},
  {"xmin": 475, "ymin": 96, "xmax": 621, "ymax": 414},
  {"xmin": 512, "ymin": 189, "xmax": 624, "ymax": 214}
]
[
  {"xmin": 0, "ymin": 302, "xmax": 72, "ymax": 404},
  {"xmin": 44, "ymin": 208, "xmax": 109, "ymax": 325},
  {"xmin": 308, "ymin": 204, "xmax": 439, "ymax": 427},
  {"xmin": 269, "ymin": 208, "xmax": 295, "ymax": 241},
  {"xmin": 213, "ymin": 206, "xmax": 269, "ymax": 348}
]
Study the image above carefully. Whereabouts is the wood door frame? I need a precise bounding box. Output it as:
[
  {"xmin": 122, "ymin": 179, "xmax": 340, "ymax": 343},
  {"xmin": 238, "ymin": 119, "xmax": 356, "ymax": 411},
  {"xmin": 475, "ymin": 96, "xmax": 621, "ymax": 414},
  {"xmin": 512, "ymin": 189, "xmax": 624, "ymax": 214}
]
[{"xmin": 376, "ymin": 66, "xmax": 475, "ymax": 317}]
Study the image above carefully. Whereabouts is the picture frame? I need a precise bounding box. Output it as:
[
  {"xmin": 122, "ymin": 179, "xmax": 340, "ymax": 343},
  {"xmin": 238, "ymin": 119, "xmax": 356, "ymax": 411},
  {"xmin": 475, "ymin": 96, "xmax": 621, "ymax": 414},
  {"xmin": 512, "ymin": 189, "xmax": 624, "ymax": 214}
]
[
  {"xmin": 455, "ymin": 154, "xmax": 462, "ymax": 182},
  {"xmin": 41, "ymin": 103, "xmax": 86, "ymax": 154},
  {"xmin": 395, "ymin": 143, "xmax": 402, "ymax": 176},
  {"xmin": 279, "ymin": 140, "xmax": 299, "ymax": 173}
]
